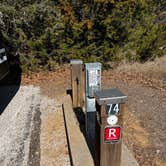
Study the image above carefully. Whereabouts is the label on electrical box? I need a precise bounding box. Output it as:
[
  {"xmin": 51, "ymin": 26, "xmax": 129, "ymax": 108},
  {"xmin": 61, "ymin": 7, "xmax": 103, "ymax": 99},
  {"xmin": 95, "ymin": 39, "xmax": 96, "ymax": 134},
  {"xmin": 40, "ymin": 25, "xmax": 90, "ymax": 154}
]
[
  {"xmin": 104, "ymin": 126, "xmax": 121, "ymax": 143},
  {"xmin": 89, "ymin": 70, "xmax": 100, "ymax": 86},
  {"xmin": 86, "ymin": 98, "xmax": 96, "ymax": 112}
]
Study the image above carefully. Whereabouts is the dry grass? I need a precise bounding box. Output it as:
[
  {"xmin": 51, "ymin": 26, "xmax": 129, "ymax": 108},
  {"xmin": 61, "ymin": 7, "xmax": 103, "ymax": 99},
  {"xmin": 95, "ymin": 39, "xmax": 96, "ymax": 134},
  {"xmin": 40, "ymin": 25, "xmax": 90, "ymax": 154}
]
[
  {"xmin": 116, "ymin": 55, "xmax": 166, "ymax": 81},
  {"xmin": 40, "ymin": 109, "xmax": 70, "ymax": 166},
  {"xmin": 123, "ymin": 110, "xmax": 150, "ymax": 149}
]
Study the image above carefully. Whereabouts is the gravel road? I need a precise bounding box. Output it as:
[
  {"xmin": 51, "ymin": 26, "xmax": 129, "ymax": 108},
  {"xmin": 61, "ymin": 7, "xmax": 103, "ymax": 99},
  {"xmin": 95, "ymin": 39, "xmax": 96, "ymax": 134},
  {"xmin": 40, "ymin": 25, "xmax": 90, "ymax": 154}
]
[
  {"xmin": 0, "ymin": 86, "xmax": 40, "ymax": 166},
  {"xmin": 0, "ymin": 85, "xmax": 70, "ymax": 166},
  {"xmin": 0, "ymin": 84, "xmax": 139, "ymax": 166}
]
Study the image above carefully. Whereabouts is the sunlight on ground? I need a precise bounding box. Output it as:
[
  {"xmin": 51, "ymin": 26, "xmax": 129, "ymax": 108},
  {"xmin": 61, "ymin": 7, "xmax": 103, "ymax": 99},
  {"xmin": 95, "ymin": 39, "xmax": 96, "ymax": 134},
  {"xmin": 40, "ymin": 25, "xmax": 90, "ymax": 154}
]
[{"xmin": 124, "ymin": 110, "xmax": 150, "ymax": 148}]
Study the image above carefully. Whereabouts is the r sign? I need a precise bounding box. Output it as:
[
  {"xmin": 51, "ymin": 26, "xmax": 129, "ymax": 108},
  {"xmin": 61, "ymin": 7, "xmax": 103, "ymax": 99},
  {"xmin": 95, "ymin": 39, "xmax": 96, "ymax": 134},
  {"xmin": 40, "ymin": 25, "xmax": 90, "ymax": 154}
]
[{"xmin": 104, "ymin": 126, "xmax": 121, "ymax": 143}]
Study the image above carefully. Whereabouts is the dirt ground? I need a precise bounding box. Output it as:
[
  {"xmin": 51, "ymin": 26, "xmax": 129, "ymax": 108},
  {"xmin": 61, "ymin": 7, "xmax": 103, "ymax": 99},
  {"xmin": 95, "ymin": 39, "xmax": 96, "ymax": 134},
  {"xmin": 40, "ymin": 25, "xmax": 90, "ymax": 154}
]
[
  {"xmin": 22, "ymin": 56, "xmax": 166, "ymax": 166},
  {"xmin": 39, "ymin": 97, "xmax": 70, "ymax": 166}
]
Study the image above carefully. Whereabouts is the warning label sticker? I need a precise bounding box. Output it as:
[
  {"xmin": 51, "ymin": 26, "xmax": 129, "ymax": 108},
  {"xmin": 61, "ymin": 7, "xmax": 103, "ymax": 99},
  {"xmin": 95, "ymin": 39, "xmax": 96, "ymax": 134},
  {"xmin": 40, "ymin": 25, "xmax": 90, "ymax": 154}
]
[{"xmin": 89, "ymin": 70, "xmax": 100, "ymax": 86}]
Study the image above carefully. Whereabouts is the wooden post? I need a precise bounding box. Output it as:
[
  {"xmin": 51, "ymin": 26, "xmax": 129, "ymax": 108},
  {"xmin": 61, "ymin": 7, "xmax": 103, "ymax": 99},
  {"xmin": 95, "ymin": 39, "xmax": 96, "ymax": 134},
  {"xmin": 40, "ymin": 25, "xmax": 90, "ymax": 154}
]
[
  {"xmin": 62, "ymin": 95, "xmax": 94, "ymax": 166},
  {"xmin": 95, "ymin": 89, "xmax": 127, "ymax": 166},
  {"xmin": 70, "ymin": 59, "xmax": 84, "ymax": 108}
]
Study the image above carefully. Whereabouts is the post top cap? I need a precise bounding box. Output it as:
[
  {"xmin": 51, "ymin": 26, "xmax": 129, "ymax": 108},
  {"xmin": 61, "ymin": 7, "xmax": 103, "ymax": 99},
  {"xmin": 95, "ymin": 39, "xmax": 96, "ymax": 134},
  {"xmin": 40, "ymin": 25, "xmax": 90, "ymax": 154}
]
[
  {"xmin": 95, "ymin": 88, "xmax": 127, "ymax": 105},
  {"xmin": 70, "ymin": 59, "xmax": 83, "ymax": 64},
  {"xmin": 85, "ymin": 62, "xmax": 102, "ymax": 68}
]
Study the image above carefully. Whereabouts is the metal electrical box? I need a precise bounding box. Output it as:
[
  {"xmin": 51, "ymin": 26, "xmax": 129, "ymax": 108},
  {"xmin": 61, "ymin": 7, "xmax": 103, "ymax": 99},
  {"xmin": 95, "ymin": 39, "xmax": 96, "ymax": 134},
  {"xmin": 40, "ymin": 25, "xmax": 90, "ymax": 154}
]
[
  {"xmin": 85, "ymin": 62, "xmax": 102, "ymax": 153},
  {"xmin": 85, "ymin": 63, "xmax": 101, "ymax": 98}
]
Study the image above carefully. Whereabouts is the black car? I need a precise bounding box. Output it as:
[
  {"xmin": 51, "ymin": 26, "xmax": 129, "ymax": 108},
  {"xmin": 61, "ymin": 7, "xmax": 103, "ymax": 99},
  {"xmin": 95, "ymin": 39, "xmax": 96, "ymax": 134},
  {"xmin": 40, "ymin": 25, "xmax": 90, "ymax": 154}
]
[{"xmin": 0, "ymin": 48, "xmax": 9, "ymax": 80}]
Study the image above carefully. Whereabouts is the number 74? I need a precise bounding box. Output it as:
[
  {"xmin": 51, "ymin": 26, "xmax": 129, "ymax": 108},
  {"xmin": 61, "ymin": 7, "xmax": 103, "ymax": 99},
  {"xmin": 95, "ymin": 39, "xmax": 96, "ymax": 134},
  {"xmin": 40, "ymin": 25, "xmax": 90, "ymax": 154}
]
[{"xmin": 107, "ymin": 104, "xmax": 119, "ymax": 115}]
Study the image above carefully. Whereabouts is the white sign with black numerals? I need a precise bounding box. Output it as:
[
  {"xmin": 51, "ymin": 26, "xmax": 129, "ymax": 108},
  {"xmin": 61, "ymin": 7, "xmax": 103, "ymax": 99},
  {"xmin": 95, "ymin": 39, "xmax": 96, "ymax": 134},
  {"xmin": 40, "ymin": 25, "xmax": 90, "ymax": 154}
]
[{"xmin": 106, "ymin": 104, "xmax": 120, "ymax": 116}]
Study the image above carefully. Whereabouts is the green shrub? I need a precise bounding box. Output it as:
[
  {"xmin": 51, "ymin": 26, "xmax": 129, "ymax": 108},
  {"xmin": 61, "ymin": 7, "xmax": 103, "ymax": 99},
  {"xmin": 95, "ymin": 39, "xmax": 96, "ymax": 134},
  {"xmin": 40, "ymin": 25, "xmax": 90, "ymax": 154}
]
[{"xmin": 0, "ymin": 0, "xmax": 165, "ymax": 73}]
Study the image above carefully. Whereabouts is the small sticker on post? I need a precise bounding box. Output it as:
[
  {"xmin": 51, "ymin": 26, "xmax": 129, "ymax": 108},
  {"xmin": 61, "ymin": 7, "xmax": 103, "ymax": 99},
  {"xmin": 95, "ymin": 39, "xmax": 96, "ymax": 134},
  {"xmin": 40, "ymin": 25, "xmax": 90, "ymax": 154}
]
[
  {"xmin": 104, "ymin": 126, "xmax": 121, "ymax": 143},
  {"xmin": 107, "ymin": 115, "xmax": 118, "ymax": 125},
  {"xmin": 89, "ymin": 69, "xmax": 99, "ymax": 86}
]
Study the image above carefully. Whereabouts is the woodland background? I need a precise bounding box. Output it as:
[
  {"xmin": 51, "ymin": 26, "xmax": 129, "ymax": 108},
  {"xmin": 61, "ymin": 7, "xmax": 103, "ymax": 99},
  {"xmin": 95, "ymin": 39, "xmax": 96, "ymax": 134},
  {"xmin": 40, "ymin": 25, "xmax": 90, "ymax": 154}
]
[{"xmin": 0, "ymin": 0, "xmax": 165, "ymax": 73}]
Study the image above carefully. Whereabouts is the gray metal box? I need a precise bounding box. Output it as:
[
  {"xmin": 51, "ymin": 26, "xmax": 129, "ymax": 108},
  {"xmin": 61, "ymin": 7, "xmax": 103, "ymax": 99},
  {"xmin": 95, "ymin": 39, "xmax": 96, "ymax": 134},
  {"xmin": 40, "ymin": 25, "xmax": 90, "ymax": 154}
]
[{"xmin": 85, "ymin": 63, "xmax": 101, "ymax": 98}]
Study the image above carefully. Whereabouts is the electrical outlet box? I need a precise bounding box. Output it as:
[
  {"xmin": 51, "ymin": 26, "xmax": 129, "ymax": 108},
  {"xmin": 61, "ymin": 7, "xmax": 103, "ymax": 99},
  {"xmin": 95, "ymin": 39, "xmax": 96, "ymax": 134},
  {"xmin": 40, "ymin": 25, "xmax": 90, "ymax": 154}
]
[{"xmin": 85, "ymin": 63, "xmax": 101, "ymax": 98}]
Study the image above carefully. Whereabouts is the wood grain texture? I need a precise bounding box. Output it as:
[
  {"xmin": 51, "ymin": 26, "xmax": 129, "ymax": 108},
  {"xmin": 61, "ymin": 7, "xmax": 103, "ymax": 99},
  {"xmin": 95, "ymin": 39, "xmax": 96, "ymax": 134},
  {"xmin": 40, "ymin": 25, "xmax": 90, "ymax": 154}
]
[
  {"xmin": 71, "ymin": 64, "xmax": 84, "ymax": 108},
  {"xmin": 63, "ymin": 95, "xmax": 94, "ymax": 166},
  {"xmin": 96, "ymin": 103, "xmax": 125, "ymax": 166}
]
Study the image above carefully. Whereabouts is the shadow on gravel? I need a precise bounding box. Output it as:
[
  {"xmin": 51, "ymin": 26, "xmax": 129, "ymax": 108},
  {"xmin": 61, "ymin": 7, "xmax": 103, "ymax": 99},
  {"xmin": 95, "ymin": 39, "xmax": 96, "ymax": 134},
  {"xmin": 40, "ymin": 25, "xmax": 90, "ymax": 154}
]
[{"xmin": 0, "ymin": 56, "xmax": 21, "ymax": 115}]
